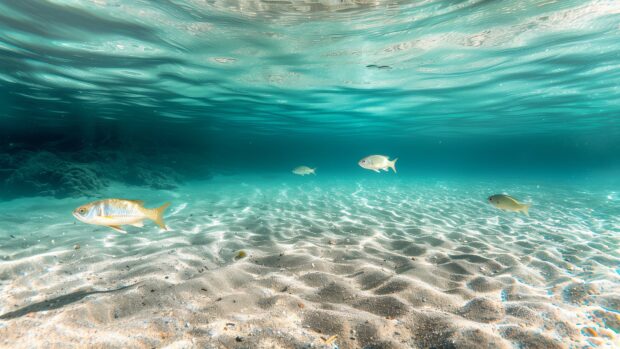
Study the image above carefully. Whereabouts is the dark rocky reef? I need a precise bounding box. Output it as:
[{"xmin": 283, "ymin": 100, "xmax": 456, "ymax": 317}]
[
  {"xmin": 0, "ymin": 145, "xmax": 203, "ymax": 199},
  {"xmin": 1, "ymin": 151, "xmax": 107, "ymax": 198}
]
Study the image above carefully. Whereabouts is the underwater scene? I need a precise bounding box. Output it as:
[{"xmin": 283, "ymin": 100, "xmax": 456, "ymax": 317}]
[{"xmin": 1, "ymin": 0, "xmax": 619, "ymax": 348}]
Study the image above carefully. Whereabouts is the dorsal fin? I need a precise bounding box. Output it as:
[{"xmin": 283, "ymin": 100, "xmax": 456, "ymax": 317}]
[{"xmin": 123, "ymin": 199, "xmax": 145, "ymax": 206}]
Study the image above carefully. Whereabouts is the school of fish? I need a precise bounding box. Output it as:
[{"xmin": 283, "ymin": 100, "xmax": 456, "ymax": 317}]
[{"xmin": 73, "ymin": 156, "xmax": 532, "ymax": 232}]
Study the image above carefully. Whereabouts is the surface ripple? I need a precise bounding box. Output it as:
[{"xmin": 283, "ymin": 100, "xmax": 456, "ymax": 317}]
[{"xmin": 0, "ymin": 1, "xmax": 619, "ymax": 136}]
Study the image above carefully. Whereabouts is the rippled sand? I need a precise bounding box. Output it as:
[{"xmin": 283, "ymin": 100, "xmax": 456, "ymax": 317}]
[{"xmin": 0, "ymin": 176, "xmax": 618, "ymax": 348}]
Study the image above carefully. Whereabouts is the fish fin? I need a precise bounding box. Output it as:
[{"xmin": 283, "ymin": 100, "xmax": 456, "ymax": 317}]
[
  {"xmin": 127, "ymin": 200, "xmax": 145, "ymax": 206},
  {"xmin": 521, "ymin": 204, "xmax": 531, "ymax": 216},
  {"xmin": 108, "ymin": 225, "xmax": 127, "ymax": 234},
  {"xmin": 130, "ymin": 221, "xmax": 145, "ymax": 227},
  {"xmin": 145, "ymin": 202, "xmax": 171, "ymax": 230},
  {"xmin": 373, "ymin": 169, "xmax": 380, "ymax": 173},
  {"xmin": 389, "ymin": 158, "xmax": 398, "ymax": 173}
]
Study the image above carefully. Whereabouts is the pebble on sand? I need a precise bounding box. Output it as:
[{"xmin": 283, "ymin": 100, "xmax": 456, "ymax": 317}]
[
  {"xmin": 583, "ymin": 327, "xmax": 598, "ymax": 337},
  {"xmin": 324, "ymin": 335, "xmax": 338, "ymax": 345},
  {"xmin": 234, "ymin": 250, "xmax": 247, "ymax": 260}
]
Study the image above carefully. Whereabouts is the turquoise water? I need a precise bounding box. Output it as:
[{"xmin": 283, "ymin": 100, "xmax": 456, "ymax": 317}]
[
  {"xmin": 1, "ymin": 1, "xmax": 620, "ymax": 348},
  {"xmin": 1, "ymin": 0, "xmax": 620, "ymax": 139}
]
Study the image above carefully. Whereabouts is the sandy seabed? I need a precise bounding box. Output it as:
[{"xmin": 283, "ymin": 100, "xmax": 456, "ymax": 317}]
[{"xmin": 0, "ymin": 176, "xmax": 618, "ymax": 348}]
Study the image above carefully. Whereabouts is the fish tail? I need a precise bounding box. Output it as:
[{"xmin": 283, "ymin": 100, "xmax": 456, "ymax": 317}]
[
  {"xmin": 521, "ymin": 204, "xmax": 531, "ymax": 216},
  {"xmin": 389, "ymin": 158, "xmax": 398, "ymax": 173},
  {"xmin": 312, "ymin": 168, "xmax": 317, "ymax": 175},
  {"xmin": 146, "ymin": 202, "xmax": 171, "ymax": 230}
]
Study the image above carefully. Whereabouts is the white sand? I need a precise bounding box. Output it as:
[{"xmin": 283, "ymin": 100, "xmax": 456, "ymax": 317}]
[{"xmin": 0, "ymin": 176, "xmax": 618, "ymax": 348}]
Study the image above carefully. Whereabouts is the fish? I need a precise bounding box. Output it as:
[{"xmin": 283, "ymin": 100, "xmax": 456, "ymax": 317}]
[
  {"xmin": 73, "ymin": 199, "xmax": 171, "ymax": 233},
  {"xmin": 358, "ymin": 155, "xmax": 398, "ymax": 173},
  {"xmin": 488, "ymin": 194, "xmax": 531, "ymax": 216},
  {"xmin": 366, "ymin": 64, "xmax": 392, "ymax": 70},
  {"xmin": 292, "ymin": 166, "xmax": 316, "ymax": 176}
]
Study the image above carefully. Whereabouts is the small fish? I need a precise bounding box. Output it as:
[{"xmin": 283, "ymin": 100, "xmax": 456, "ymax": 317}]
[
  {"xmin": 358, "ymin": 155, "xmax": 398, "ymax": 173},
  {"xmin": 488, "ymin": 194, "xmax": 531, "ymax": 216},
  {"xmin": 73, "ymin": 199, "xmax": 171, "ymax": 233},
  {"xmin": 292, "ymin": 166, "xmax": 316, "ymax": 176},
  {"xmin": 366, "ymin": 64, "xmax": 392, "ymax": 70}
]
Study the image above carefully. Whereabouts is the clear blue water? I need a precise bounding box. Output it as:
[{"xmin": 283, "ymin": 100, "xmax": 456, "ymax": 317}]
[
  {"xmin": 0, "ymin": 1, "xmax": 619, "ymax": 348},
  {"xmin": 1, "ymin": 0, "xmax": 619, "ymax": 179}
]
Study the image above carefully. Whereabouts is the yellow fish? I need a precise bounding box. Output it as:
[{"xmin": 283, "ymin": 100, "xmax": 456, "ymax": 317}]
[
  {"xmin": 73, "ymin": 199, "xmax": 170, "ymax": 233},
  {"xmin": 488, "ymin": 194, "xmax": 531, "ymax": 216}
]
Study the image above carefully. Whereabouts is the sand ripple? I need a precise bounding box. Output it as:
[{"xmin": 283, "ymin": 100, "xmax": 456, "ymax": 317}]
[{"xmin": 0, "ymin": 177, "xmax": 618, "ymax": 348}]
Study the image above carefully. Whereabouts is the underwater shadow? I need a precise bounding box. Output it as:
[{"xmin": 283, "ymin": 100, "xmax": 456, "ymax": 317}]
[{"xmin": 0, "ymin": 283, "xmax": 139, "ymax": 320}]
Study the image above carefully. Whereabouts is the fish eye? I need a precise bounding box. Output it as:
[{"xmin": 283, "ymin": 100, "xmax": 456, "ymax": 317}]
[{"xmin": 78, "ymin": 208, "xmax": 86, "ymax": 214}]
